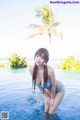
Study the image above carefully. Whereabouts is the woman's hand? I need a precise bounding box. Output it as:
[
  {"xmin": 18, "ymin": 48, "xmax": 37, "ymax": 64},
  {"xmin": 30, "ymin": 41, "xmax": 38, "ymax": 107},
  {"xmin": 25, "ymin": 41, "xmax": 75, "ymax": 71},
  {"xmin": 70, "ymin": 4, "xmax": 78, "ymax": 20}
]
[
  {"xmin": 50, "ymin": 98, "xmax": 54, "ymax": 106},
  {"xmin": 49, "ymin": 98, "xmax": 54, "ymax": 114},
  {"xmin": 45, "ymin": 97, "xmax": 50, "ymax": 104},
  {"xmin": 44, "ymin": 97, "xmax": 50, "ymax": 112}
]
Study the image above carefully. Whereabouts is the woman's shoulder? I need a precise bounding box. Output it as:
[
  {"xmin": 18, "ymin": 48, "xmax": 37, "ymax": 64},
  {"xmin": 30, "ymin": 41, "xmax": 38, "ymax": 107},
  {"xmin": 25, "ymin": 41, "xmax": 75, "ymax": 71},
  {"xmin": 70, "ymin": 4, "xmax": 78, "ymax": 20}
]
[
  {"xmin": 47, "ymin": 65, "xmax": 56, "ymax": 79},
  {"xmin": 29, "ymin": 65, "xmax": 34, "ymax": 75},
  {"xmin": 47, "ymin": 65, "xmax": 55, "ymax": 74}
]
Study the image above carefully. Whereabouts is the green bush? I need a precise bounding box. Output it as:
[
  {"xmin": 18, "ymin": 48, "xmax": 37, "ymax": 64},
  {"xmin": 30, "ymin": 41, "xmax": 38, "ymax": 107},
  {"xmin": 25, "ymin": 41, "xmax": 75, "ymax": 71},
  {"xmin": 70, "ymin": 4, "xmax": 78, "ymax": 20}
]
[
  {"xmin": 0, "ymin": 63, "xmax": 4, "ymax": 67},
  {"xmin": 62, "ymin": 56, "xmax": 80, "ymax": 70},
  {"xmin": 9, "ymin": 53, "xmax": 27, "ymax": 68}
]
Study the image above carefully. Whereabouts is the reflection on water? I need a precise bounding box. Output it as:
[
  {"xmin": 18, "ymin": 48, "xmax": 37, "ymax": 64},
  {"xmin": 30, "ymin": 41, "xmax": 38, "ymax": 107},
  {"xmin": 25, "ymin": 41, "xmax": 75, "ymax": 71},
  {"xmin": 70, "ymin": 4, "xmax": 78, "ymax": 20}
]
[
  {"xmin": 44, "ymin": 112, "xmax": 62, "ymax": 120},
  {"xmin": 0, "ymin": 68, "xmax": 80, "ymax": 120}
]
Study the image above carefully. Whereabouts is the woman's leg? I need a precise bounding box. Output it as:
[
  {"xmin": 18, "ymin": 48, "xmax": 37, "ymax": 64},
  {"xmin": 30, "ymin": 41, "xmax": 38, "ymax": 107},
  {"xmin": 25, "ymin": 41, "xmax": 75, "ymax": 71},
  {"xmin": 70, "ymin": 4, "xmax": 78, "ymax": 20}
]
[
  {"xmin": 44, "ymin": 97, "xmax": 50, "ymax": 120},
  {"xmin": 49, "ymin": 89, "xmax": 65, "ymax": 114},
  {"xmin": 44, "ymin": 97, "xmax": 50, "ymax": 112},
  {"xmin": 44, "ymin": 112, "xmax": 49, "ymax": 120}
]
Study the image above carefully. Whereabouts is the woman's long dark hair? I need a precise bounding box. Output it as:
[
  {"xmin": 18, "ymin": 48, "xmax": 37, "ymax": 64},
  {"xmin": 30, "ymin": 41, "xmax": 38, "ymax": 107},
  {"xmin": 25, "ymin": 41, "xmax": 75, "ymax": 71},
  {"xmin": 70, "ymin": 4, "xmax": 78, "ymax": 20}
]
[{"xmin": 32, "ymin": 48, "xmax": 49, "ymax": 91}]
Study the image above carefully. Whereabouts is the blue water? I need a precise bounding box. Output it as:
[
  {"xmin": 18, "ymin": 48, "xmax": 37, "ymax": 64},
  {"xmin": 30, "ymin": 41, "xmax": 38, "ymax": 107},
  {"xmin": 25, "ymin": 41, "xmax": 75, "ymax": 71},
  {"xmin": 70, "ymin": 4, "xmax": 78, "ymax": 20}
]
[{"xmin": 0, "ymin": 68, "xmax": 80, "ymax": 120}]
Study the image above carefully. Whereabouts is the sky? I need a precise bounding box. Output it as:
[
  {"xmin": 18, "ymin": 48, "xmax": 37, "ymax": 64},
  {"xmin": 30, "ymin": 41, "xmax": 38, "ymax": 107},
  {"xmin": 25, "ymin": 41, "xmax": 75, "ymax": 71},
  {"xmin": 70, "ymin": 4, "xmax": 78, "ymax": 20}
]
[{"xmin": 0, "ymin": 0, "xmax": 80, "ymax": 59}]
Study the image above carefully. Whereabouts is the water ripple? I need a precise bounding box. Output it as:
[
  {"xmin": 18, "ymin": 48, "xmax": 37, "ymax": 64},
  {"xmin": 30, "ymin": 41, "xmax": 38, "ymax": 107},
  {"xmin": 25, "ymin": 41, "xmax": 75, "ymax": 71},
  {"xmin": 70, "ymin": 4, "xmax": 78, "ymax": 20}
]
[{"xmin": 0, "ymin": 68, "xmax": 80, "ymax": 120}]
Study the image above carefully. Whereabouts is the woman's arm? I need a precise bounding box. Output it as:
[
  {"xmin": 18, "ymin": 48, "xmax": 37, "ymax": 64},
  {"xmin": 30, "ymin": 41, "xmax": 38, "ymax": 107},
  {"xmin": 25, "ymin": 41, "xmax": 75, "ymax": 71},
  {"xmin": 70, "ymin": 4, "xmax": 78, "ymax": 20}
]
[
  {"xmin": 29, "ymin": 66, "xmax": 34, "ymax": 76},
  {"xmin": 39, "ymin": 88, "xmax": 51, "ymax": 98},
  {"xmin": 48, "ymin": 67, "xmax": 56, "ymax": 99}
]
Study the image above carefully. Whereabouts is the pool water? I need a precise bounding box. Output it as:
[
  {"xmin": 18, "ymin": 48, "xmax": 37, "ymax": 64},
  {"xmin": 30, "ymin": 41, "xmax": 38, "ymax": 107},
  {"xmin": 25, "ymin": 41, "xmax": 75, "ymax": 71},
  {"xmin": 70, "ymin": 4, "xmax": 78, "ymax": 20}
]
[{"xmin": 0, "ymin": 68, "xmax": 80, "ymax": 120}]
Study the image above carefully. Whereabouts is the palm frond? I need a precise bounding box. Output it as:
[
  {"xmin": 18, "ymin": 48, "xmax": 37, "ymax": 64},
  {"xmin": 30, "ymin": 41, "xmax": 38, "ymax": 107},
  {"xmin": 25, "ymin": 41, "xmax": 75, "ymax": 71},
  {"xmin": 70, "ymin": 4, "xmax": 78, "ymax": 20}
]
[
  {"xmin": 27, "ymin": 32, "xmax": 43, "ymax": 39},
  {"xmin": 51, "ymin": 21, "xmax": 60, "ymax": 28},
  {"xmin": 51, "ymin": 30, "xmax": 63, "ymax": 39},
  {"xmin": 28, "ymin": 24, "xmax": 40, "ymax": 29},
  {"xmin": 49, "ymin": 29, "xmax": 58, "ymax": 35},
  {"xmin": 36, "ymin": 6, "xmax": 54, "ymax": 24},
  {"xmin": 28, "ymin": 24, "xmax": 46, "ymax": 31}
]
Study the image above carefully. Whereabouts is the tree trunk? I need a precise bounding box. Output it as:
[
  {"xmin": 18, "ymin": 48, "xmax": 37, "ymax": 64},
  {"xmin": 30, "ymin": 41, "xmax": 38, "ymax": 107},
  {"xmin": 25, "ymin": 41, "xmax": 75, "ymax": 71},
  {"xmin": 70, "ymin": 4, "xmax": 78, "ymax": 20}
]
[
  {"xmin": 49, "ymin": 33, "xmax": 51, "ymax": 44},
  {"xmin": 48, "ymin": 33, "xmax": 53, "ymax": 65}
]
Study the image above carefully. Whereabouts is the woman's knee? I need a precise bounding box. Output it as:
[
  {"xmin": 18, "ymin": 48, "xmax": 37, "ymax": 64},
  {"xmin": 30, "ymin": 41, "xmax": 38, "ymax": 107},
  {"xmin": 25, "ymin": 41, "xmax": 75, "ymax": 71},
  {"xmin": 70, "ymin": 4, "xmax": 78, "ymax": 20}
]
[
  {"xmin": 48, "ymin": 106, "xmax": 56, "ymax": 114},
  {"xmin": 45, "ymin": 97, "xmax": 50, "ymax": 104}
]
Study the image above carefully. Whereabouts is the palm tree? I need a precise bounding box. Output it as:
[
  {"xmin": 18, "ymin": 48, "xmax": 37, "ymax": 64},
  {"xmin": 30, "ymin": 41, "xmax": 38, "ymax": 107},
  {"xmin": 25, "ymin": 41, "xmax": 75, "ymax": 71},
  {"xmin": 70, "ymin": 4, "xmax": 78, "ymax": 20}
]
[{"xmin": 27, "ymin": 6, "xmax": 62, "ymax": 44}]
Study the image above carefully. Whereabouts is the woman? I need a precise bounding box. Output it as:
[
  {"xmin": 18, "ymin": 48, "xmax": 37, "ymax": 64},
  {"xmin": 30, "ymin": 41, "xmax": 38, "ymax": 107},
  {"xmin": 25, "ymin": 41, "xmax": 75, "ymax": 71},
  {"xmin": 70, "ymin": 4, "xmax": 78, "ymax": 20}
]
[{"xmin": 29, "ymin": 48, "xmax": 65, "ymax": 119}]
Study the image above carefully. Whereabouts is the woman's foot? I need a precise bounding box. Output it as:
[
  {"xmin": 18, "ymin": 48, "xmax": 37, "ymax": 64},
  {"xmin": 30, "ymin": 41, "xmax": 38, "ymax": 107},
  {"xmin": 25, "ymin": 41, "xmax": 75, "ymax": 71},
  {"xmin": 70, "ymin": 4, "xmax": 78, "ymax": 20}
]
[
  {"xmin": 49, "ymin": 113, "xmax": 56, "ymax": 120},
  {"xmin": 44, "ymin": 112, "xmax": 49, "ymax": 120}
]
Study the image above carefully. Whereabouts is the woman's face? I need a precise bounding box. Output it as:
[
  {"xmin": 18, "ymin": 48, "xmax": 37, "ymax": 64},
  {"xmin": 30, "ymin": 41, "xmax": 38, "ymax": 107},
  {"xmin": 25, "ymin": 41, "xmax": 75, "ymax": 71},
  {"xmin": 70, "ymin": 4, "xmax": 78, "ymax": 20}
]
[{"xmin": 35, "ymin": 54, "xmax": 45, "ymax": 66}]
